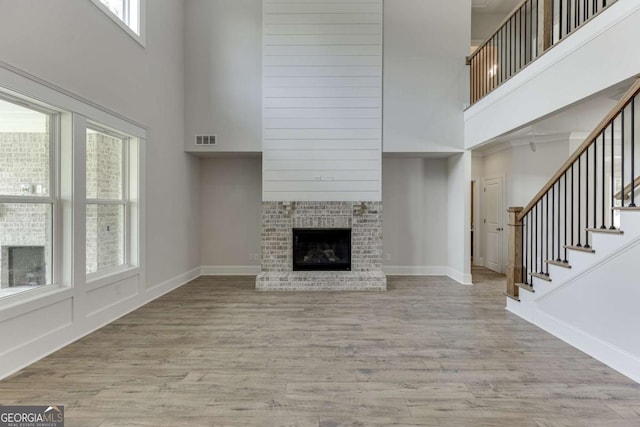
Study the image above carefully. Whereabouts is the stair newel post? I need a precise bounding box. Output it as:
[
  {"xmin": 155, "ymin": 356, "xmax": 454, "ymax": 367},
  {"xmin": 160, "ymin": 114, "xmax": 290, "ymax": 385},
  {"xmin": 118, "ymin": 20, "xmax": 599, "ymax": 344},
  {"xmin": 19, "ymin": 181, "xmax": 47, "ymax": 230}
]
[
  {"xmin": 538, "ymin": 0, "xmax": 553, "ymax": 54},
  {"xmin": 507, "ymin": 207, "xmax": 525, "ymax": 299}
]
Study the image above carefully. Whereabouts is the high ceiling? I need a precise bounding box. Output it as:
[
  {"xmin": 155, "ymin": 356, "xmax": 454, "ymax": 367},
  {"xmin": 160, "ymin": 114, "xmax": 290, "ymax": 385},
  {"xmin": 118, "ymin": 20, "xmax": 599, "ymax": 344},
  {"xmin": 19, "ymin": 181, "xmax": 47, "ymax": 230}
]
[{"xmin": 472, "ymin": 0, "xmax": 523, "ymax": 15}]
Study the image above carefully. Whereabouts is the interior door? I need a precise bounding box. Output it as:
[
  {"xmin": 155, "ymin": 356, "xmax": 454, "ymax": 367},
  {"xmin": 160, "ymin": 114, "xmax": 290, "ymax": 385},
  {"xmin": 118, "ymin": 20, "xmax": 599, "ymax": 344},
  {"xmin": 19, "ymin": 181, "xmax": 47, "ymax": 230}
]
[{"xmin": 485, "ymin": 177, "xmax": 504, "ymax": 273}]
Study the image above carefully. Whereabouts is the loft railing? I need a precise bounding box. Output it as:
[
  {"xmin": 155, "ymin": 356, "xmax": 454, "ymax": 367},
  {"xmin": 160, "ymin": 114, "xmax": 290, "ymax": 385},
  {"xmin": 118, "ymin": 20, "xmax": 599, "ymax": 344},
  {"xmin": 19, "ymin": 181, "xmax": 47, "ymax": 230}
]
[
  {"xmin": 506, "ymin": 78, "xmax": 640, "ymax": 299},
  {"xmin": 469, "ymin": 0, "xmax": 618, "ymax": 105}
]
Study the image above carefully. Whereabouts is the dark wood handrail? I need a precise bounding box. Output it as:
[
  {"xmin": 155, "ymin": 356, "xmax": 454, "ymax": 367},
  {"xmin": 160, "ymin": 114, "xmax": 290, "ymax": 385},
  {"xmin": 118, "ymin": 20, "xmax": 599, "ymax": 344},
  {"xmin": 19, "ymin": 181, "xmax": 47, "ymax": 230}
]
[
  {"xmin": 470, "ymin": 0, "xmax": 618, "ymax": 62},
  {"xmin": 517, "ymin": 77, "xmax": 640, "ymax": 222},
  {"xmin": 615, "ymin": 176, "xmax": 640, "ymax": 200},
  {"xmin": 469, "ymin": 0, "xmax": 530, "ymax": 61}
]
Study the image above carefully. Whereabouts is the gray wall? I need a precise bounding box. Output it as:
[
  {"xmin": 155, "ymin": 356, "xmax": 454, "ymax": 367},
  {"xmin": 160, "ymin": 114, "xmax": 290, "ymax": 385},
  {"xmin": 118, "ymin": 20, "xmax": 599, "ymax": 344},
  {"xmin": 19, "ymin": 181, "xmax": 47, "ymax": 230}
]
[
  {"xmin": 0, "ymin": 0, "xmax": 200, "ymax": 288},
  {"xmin": 200, "ymin": 157, "xmax": 262, "ymax": 268},
  {"xmin": 0, "ymin": 0, "xmax": 200, "ymax": 379},
  {"xmin": 199, "ymin": 157, "xmax": 452, "ymax": 273},
  {"xmin": 184, "ymin": 0, "xmax": 471, "ymax": 155},
  {"xmin": 384, "ymin": 0, "xmax": 470, "ymax": 152},
  {"xmin": 382, "ymin": 158, "xmax": 448, "ymax": 270}
]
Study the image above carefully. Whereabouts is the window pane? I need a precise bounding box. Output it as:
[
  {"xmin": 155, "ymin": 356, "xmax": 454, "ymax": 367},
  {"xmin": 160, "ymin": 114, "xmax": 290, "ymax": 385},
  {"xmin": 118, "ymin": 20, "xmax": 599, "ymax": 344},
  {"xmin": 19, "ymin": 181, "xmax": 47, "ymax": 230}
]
[
  {"xmin": 100, "ymin": 0, "xmax": 126, "ymax": 22},
  {"xmin": 86, "ymin": 204, "xmax": 124, "ymax": 274},
  {"xmin": 86, "ymin": 129, "xmax": 123, "ymax": 200},
  {"xmin": 0, "ymin": 203, "xmax": 53, "ymax": 298},
  {"xmin": 0, "ymin": 98, "xmax": 50, "ymax": 197}
]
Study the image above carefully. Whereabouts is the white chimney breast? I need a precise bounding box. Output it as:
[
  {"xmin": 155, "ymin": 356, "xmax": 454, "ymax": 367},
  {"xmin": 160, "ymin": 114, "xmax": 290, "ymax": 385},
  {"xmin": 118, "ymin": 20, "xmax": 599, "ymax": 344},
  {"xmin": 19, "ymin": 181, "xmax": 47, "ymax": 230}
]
[{"xmin": 262, "ymin": 0, "xmax": 383, "ymax": 202}]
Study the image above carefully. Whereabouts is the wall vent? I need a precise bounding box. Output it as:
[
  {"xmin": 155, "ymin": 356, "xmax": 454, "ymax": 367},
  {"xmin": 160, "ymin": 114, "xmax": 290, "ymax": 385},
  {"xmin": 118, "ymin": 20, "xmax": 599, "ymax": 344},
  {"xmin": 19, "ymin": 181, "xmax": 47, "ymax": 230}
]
[{"xmin": 195, "ymin": 135, "xmax": 216, "ymax": 146}]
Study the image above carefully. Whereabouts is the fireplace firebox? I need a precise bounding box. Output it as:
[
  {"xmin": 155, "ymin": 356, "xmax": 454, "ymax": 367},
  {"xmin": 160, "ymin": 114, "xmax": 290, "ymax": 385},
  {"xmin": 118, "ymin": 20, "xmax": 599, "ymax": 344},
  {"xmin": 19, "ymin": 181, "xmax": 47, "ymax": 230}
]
[{"xmin": 293, "ymin": 228, "xmax": 351, "ymax": 271}]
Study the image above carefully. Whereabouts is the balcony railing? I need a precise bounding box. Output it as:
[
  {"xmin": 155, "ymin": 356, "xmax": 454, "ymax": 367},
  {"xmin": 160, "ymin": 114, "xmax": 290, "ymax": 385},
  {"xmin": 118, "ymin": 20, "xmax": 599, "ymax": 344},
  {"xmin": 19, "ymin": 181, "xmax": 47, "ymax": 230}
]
[{"xmin": 469, "ymin": 0, "xmax": 618, "ymax": 105}]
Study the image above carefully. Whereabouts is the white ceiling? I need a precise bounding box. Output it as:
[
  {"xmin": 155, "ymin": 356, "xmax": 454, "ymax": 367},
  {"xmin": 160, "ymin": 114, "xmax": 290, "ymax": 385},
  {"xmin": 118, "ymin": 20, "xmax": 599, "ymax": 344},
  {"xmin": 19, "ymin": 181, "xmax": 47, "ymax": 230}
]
[{"xmin": 472, "ymin": 0, "xmax": 523, "ymax": 15}]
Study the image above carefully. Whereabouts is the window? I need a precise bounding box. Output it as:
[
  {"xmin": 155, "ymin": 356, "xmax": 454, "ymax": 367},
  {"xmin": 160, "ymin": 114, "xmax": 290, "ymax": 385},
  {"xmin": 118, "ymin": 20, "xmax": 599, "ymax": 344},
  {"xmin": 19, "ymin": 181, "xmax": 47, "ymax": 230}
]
[
  {"xmin": 0, "ymin": 97, "xmax": 57, "ymax": 298},
  {"xmin": 0, "ymin": 74, "xmax": 144, "ymax": 309},
  {"xmin": 90, "ymin": 0, "xmax": 144, "ymax": 45},
  {"xmin": 86, "ymin": 126, "xmax": 134, "ymax": 276}
]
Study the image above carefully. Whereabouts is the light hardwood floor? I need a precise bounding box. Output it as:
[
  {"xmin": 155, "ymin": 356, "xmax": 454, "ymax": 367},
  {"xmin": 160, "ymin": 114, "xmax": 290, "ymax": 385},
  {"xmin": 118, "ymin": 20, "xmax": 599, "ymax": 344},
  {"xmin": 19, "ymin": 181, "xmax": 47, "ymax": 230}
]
[{"xmin": 2, "ymin": 268, "xmax": 640, "ymax": 426}]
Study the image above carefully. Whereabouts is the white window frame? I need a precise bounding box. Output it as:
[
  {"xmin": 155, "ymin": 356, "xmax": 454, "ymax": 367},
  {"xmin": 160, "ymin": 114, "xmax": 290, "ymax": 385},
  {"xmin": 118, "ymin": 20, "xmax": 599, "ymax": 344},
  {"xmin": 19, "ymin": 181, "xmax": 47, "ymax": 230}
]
[
  {"xmin": 0, "ymin": 94, "xmax": 62, "ymax": 295},
  {"xmin": 88, "ymin": 0, "xmax": 146, "ymax": 47},
  {"xmin": 85, "ymin": 123, "xmax": 137, "ymax": 281},
  {"xmin": 0, "ymin": 64, "xmax": 146, "ymax": 315}
]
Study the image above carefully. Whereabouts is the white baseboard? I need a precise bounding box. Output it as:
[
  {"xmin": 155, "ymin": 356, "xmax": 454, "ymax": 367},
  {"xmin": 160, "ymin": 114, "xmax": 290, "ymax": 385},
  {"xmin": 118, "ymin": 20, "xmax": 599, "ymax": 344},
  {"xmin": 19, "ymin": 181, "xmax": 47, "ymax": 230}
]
[
  {"xmin": 447, "ymin": 267, "xmax": 473, "ymax": 285},
  {"xmin": 383, "ymin": 266, "xmax": 447, "ymax": 276},
  {"xmin": 535, "ymin": 309, "xmax": 640, "ymax": 384},
  {"xmin": 200, "ymin": 265, "xmax": 260, "ymax": 276},
  {"xmin": 380, "ymin": 266, "xmax": 472, "ymax": 285},
  {"xmin": 146, "ymin": 267, "xmax": 201, "ymax": 299}
]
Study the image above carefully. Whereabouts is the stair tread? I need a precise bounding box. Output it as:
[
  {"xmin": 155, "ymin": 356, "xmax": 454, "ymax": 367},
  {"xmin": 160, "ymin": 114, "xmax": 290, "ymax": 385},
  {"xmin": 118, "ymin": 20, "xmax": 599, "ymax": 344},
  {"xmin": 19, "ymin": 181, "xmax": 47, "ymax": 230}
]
[
  {"xmin": 546, "ymin": 260, "xmax": 572, "ymax": 269},
  {"xmin": 530, "ymin": 272, "xmax": 552, "ymax": 282},
  {"xmin": 564, "ymin": 245, "xmax": 595, "ymax": 253},
  {"xmin": 503, "ymin": 292, "xmax": 520, "ymax": 302},
  {"xmin": 586, "ymin": 228, "xmax": 623, "ymax": 234},
  {"xmin": 612, "ymin": 206, "xmax": 640, "ymax": 211},
  {"xmin": 516, "ymin": 283, "xmax": 535, "ymax": 292}
]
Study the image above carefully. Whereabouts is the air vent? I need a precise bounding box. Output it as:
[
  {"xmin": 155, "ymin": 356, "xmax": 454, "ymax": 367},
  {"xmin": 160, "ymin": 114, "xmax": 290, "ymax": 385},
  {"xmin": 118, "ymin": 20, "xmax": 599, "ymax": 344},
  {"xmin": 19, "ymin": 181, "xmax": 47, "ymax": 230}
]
[{"xmin": 195, "ymin": 135, "xmax": 216, "ymax": 146}]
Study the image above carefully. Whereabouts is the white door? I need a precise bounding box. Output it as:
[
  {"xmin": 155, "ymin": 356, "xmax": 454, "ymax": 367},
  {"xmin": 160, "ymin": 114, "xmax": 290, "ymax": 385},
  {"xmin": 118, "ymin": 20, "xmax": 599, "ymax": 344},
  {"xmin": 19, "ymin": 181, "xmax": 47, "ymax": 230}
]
[{"xmin": 485, "ymin": 177, "xmax": 504, "ymax": 273}]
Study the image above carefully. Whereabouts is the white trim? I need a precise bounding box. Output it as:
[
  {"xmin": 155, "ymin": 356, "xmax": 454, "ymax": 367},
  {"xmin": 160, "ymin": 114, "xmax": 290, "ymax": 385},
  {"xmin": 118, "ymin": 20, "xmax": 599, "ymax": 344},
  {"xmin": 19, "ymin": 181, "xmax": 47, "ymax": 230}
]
[
  {"xmin": 506, "ymin": 236, "xmax": 640, "ymax": 384},
  {"xmin": 535, "ymin": 309, "xmax": 640, "ymax": 384},
  {"xmin": 86, "ymin": 266, "xmax": 140, "ymax": 292},
  {"xmin": 200, "ymin": 266, "xmax": 260, "ymax": 276},
  {"xmin": 0, "ymin": 60, "xmax": 151, "ymax": 379},
  {"xmin": 0, "ymin": 61, "xmax": 146, "ymax": 137},
  {"xmin": 471, "ymin": 177, "xmax": 481, "ymax": 267},
  {"xmin": 0, "ymin": 196, "xmax": 56, "ymax": 204},
  {"xmin": 0, "ymin": 305, "xmax": 73, "ymax": 358},
  {"xmin": 383, "ymin": 266, "xmax": 447, "ymax": 276},
  {"xmin": 0, "ymin": 287, "xmax": 72, "ymax": 323},
  {"xmin": 0, "ymin": 266, "xmax": 200, "ymax": 381},
  {"xmin": 145, "ymin": 267, "xmax": 201, "ymax": 294},
  {"xmin": 536, "ymin": 236, "xmax": 640, "ymax": 302},
  {"xmin": 87, "ymin": 0, "xmax": 147, "ymax": 47},
  {"xmin": 447, "ymin": 267, "xmax": 473, "ymax": 285}
]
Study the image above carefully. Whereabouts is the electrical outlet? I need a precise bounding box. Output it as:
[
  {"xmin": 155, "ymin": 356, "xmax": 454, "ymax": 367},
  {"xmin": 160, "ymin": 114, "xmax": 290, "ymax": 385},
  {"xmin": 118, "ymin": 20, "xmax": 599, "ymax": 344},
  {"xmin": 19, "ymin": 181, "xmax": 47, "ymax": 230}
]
[
  {"xmin": 385, "ymin": 253, "xmax": 391, "ymax": 261},
  {"xmin": 250, "ymin": 253, "xmax": 259, "ymax": 263}
]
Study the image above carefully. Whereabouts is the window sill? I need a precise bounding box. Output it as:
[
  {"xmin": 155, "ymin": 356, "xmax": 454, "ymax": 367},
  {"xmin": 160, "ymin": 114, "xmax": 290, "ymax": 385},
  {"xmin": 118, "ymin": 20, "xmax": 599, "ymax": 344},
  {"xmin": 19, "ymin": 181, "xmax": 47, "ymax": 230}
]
[{"xmin": 86, "ymin": 265, "xmax": 140, "ymax": 292}]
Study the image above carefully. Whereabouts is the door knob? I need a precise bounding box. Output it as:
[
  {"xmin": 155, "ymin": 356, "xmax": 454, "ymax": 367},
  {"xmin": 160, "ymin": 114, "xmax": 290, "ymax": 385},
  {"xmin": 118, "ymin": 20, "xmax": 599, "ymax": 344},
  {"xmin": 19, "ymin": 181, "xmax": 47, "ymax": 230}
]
[{"xmin": 496, "ymin": 227, "xmax": 503, "ymax": 231}]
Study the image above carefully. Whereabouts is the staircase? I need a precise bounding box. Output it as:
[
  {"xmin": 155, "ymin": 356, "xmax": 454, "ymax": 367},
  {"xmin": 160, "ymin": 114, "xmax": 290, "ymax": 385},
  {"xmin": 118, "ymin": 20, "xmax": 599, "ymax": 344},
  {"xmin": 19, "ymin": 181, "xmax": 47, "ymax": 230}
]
[{"xmin": 505, "ymin": 78, "xmax": 640, "ymax": 383}]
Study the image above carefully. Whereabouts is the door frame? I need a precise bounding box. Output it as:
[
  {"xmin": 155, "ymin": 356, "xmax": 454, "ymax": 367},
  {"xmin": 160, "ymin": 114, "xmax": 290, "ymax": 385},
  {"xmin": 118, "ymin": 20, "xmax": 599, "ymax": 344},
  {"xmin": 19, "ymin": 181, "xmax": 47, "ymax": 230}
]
[
  {"xmin": 483, "ymin": 175, "xmax": 506, "ymax": 273},
  {"xmin": 471, "ymin": 178, "xmax": 482, "ymax": 267}
]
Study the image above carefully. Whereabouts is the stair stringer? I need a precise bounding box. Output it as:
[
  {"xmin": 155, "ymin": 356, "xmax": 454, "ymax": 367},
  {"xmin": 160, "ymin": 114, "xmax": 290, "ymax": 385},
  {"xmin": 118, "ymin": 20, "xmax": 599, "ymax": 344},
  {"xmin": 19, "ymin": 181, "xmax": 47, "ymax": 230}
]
[
  {"xmin": 509, "ymin": 211, "xmax": 640, "ymax": 316},
  {"xmin": 510, "ymin": 234, "xmax": 640, "ymax": 383}
]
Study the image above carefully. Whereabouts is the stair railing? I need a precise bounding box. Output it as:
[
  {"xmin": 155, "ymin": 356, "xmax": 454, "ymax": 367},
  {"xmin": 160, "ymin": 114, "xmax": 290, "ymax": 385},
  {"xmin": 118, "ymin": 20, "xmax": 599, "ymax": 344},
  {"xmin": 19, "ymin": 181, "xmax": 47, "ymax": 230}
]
[
  {"xmin": 506, "ymin": 78, "xmax": 640, "ymax": 299},
  {"xmin": 469, "ymin": 0, "xmax": 618, "ymax": 106},
  {"xmin": 614, "ymin": 176, "xmax": 640, "ymax": 201}
]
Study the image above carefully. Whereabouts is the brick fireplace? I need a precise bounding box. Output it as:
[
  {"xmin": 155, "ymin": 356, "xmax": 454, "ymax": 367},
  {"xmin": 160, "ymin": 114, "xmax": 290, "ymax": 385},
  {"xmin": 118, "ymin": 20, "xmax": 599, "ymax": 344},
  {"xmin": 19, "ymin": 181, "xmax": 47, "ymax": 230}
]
[{"xmin": 256, "ymin": 202, "xmax": 386, "ymax": 291}]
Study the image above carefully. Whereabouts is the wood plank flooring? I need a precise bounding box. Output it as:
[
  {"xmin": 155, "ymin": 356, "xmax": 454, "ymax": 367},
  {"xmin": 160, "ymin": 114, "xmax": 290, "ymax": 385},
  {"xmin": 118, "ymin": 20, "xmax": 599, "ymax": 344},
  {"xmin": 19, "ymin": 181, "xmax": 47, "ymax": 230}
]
[{"xmin": 2, "ymin": 267, "xmax": 640, "ymax": 426}]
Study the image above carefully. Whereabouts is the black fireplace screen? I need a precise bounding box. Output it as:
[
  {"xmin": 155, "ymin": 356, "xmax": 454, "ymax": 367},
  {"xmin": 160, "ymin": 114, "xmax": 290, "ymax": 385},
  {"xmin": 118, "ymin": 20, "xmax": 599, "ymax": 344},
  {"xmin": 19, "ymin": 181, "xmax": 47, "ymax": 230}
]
[{"xmin": 293, "ymin": 229, "xmax": 351, "ymax": 271}]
